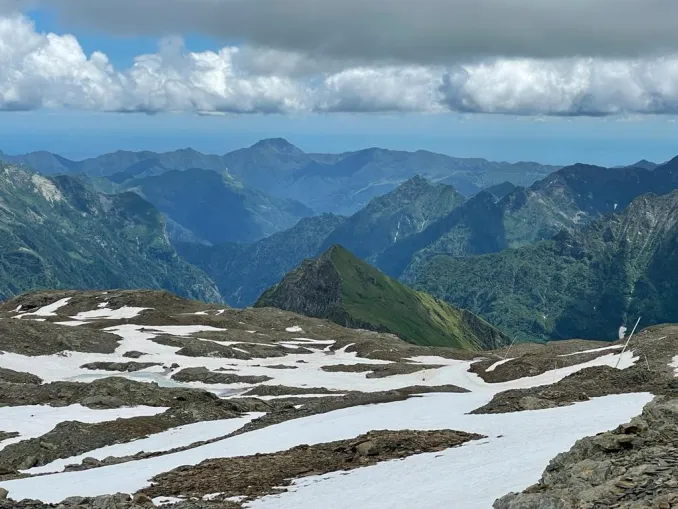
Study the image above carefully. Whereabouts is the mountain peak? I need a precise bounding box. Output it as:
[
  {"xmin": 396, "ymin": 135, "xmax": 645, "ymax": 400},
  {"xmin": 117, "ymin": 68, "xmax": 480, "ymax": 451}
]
[
  {"xmin": 250, "ymin": 138, "xmax": 302, "ymax": 153},
  {"xmin": 630, "ymin": 159, "xmax": 658, "ymax": 170},
  {"xmin": 255, "ymin": 244, "xmax": 507, "ymax": 350},
  {"xmin": 401, "ymin": 175, "xmax": 430, "ymax": 187}
]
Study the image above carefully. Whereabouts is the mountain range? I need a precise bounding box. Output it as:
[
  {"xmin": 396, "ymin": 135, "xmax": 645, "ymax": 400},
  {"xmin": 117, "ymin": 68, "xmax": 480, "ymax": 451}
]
[
  {"xmin": 119, "ymin": 168, "xmax": 312, "ymax": 244},
  {"xmin": 0, "ymin": 139, "xmax": 559, "ymax": 215},
  {"xmin": 0, "ymin": 163, "xmax": 220, "ymax": 302},
  {"xmin": 376, "ymin": 158, "xmax": 678, "ymax": 278},
  {"xmin": 3, "ymin": 141, "xmax": 678, "ymax": 345},
  {"xmin": 405, "ymin": 188, "xmax": 678, "ymax": 341}
]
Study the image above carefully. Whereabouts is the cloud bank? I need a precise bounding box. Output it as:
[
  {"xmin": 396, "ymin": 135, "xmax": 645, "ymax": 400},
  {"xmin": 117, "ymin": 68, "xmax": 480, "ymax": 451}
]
[{"xmin": 2, "ymin": 14, "xmax": 678, "ymax": 116}]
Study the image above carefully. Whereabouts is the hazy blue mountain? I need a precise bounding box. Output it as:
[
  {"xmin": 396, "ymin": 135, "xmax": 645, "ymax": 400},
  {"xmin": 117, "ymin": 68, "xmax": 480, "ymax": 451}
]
[
  {"xmin": 484, "ymin": 181, "xmax": 517, "ymax": 199},
  {"xmin": 623, "ymin": 159, "xmax": 659, "ymax": 171},
  {"xmin": 177, "ymin": 213, "xmax": 346, "ymax": 307},
  {"xmin": 2, "ymin": 139, "xmax": 559, "ymax": 215},
  {"xmin": 122, "ymin": 168, "xmax": 312, "ymax": 245},
  {"xmin": 375, "ymin": 190, "xmax": 506, "ymax": 277},
  {"xmin": 319, "ymin": 176, "xmax": 466, "ymax": 261},
  {"xmin": 377, "ymin": 160, "xmax": 678, "ymax": 278},
  {"xmin": 0, "ymin": 163, "xmax": 221, "ymax": 302}
]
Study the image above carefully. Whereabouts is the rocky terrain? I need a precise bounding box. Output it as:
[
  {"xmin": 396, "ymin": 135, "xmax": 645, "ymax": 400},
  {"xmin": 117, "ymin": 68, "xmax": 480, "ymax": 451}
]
[
  {"xmin": 495, "ymin": 396, "xmax": 678, "ymax": 509},
  {"xmin": 0, "ymin": 290, "xmax": 676, "ymax": 508}
]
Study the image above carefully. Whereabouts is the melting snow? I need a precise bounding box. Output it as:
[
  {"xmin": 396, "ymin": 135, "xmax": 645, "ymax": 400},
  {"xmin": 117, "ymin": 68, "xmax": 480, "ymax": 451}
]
[
  {"xmin": 15, "ymin": 298, "xmax": 71, "ymax": 318},
  {"xmin": 0, "ymin": 393, "xmax": 652, "ymax": 503},
  {"xmin": 248, "ymin": 395, "xmax": 653, "ymax": 509},
  {"xmin": 558, "ymin": 345, "xmax": 623, "ymax": 357},
  {"xmin": 286, "ymin": 326, "xmax": 303, "ymax": 333},
  {"xmin": 153, "ymin": 496, "xmax": 184, "ymax": 505},
  {"xmin": 24, "ymin": 413, "xmax": 265, "ymax": 475},
  {"xmin": 72, "ymin": 307, "xmax": 150, "ymax": 321},
  {"xmin": 486, "ymin": 358, "xmax": 515, "ymax": 372},
  {"xmin": 0, "ymin": 405, "xmax": 167, "ymax": 452},
  {"xmin": 0, "ymin": 320, "xmax": 639, "ymax": 394}
]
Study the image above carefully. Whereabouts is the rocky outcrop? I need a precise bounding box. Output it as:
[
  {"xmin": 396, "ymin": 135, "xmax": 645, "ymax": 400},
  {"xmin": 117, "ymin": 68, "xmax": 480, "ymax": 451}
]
[
  {"xmin": 0, "ymin": 493, "xmax": 157, "ymax": 509},
  {"xmin": 494, "ymin": 396, "xmax": 678, "ymax": 508},
  {"xmin": 79, "ymin": 362, "xmax": 162, "ymax": 372},
  {"xmin": 0, "ymin": 368, "xmax": 42, "ymax": 385},
  {"xmin": 474, "ymin": 365, "xmax": 673, "ymax": 414},
  {"xmin": 143, "ymin": 429, "xmax": 484, "ymax": 503},
  {"xmin": 0, "ymin": 377, "xmax": 266, "ymax": 409},
  {"xmin": 0, "ymin": 320, "xmax": 120, "ymax": 356},
  {"xmin": 171, "ymin": 367, "xmax": 272, "ymax": 385}
]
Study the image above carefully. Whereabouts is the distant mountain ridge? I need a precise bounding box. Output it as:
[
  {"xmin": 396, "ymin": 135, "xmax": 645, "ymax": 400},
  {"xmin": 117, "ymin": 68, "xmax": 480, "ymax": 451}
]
[
  {"xmin": 178, "ymin": 213, "xmax": 347, "ymax": 307},
  {"xmin": 376, "ymin": 157, "xmax": 678, "ymax": 278},
  {"xmin": 255, "ymin": 245, "xmax": 507, "ymax": 350},
  {"xmin": 319, "ymin": 176, "xmax": 466, "ymax": 261},
  {"xmin": 1, "ymin": 140, "xmax": 560, "ymax": 215},
  {"xmin": 0, "ymin": 163, "xmax": 221, "ymax": 302},
  {"xmin": 120, "ymin": 168, "xmax": 312, "ymax": 244},
  {"xmin": 181, "ymin": 176, "xmax": 466, "ymax": 307},
  {"xmin": 405, "ymin": 189, "xmax": 678, "ymax": 341}
]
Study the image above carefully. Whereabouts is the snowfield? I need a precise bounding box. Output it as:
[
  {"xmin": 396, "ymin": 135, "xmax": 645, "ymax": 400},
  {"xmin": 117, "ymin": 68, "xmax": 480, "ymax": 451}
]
[
  {"xmin": 248, "ymin": 395, "xmax": 653, "ymax": 509},
  {"xmin": 0, "ymin": 296, "xmax": 661, "ymax": 507},
  {"xmin": 0, "ymin": 322, "xmax": 639, "ymax": 393},
  {"xmin": 0, "ymin": 392, "xmax": 652, "ymax": 503}
]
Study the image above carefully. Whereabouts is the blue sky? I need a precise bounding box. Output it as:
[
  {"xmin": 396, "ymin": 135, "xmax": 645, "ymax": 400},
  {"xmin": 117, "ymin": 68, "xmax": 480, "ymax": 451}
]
[{"xmin": 1, "ymin": 2, "xmax": 677, "ymax": 165}]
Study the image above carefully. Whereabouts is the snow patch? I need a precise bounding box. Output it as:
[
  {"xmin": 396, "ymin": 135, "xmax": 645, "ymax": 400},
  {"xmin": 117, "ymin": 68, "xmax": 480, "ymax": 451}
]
[
  {"xmin": 24, "ymin": 413, "xmax": 265, "ymax": 475},
  {"xmin": 153, "ymin": 496, "xmax": 184, "ymax": 505},
  {"xmin": 286, "ymin": 326, "xmax": 303, "ymax": 333},
  {"xmin": 558, "ymin": 345, "xmax": 623, "ymax": 357},
  {"xmin": 72, "ymin": 307, "xmax": 150, "ymax": 321},
  {"xmin": 486, "ymin": 358, "xmax": 515, "ymax": 372},
  {"xmin": 15, "ymin": 297, "xmax": 71, "ymax": 318},
  {"xmin": 247, "ymin": 394, "xmax": 653, "ymax": 509},
  {"xmin": 202, "ymin": 493, "xmax": 224, "ymax": 501},
  {"xmin": 0, "ymin": 405, "xmax": 167, "ymax": 452}
]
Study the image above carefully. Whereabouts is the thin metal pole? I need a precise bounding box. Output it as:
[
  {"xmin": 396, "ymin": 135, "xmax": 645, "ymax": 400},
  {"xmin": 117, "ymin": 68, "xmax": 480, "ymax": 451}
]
[
  {"xmin": 616, "ymin": 317, "xmax": 641, "ymax": 369},
  {"xmin": 504, "ymin": 335, "xmax": 518, "ymax": 360}
]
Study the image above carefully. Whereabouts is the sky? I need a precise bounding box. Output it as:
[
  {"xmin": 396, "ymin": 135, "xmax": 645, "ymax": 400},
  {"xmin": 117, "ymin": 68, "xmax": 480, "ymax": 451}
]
[{"xmin": 1, "ymin": 0, "xmax": 678, "ymax": 165}]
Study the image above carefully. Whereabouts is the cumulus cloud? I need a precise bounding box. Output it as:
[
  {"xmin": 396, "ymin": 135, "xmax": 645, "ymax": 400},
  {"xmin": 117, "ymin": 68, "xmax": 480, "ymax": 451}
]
[
  {"xmin": 3, "ymin": 14, "xmax": 678, "ymax": 116},
  {"xmin": 34, "ymin": 0, "xmax": 678, "ymax": 63},
  {"xmin": 441, "ymin": 58, "xmax": 678, "ymax": 115}
]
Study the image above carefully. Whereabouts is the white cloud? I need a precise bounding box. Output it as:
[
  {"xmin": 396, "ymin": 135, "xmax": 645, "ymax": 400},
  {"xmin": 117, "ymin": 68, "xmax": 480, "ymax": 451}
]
[
  {"xmin": 3, "ymin": 14, "xmax": 678, "ymax": 117},
  {"xmin": 317, "ymin": 66, "xmax": 445, "ymax": 113},
  {"xmin": 441, "ymin": 58, "xmax": 678, "ymax": 115}
]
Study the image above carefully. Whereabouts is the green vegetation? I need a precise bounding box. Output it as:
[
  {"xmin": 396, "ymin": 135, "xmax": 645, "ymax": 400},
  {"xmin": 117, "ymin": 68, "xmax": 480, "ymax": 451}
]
[
  {"xmin": 321, "ymin": 176, "xmax": 466, "ymax": 261},
  {"xmin": 405, "ymin": 190, "xmax": 678, "ymax": 341},
  {"xmin": 256, "ymin": 245, "xmax": 506, "ymax": 350},
  {"xmin": 0, "ymin": 164, "xmax": 221, "ymax": 302}
]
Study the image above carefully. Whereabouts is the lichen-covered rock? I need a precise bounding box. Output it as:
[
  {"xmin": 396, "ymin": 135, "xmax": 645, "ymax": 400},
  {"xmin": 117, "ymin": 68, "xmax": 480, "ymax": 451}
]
[{"xmin": 494, "ymin": 397, "xmax": 678, "ymax": 509}]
